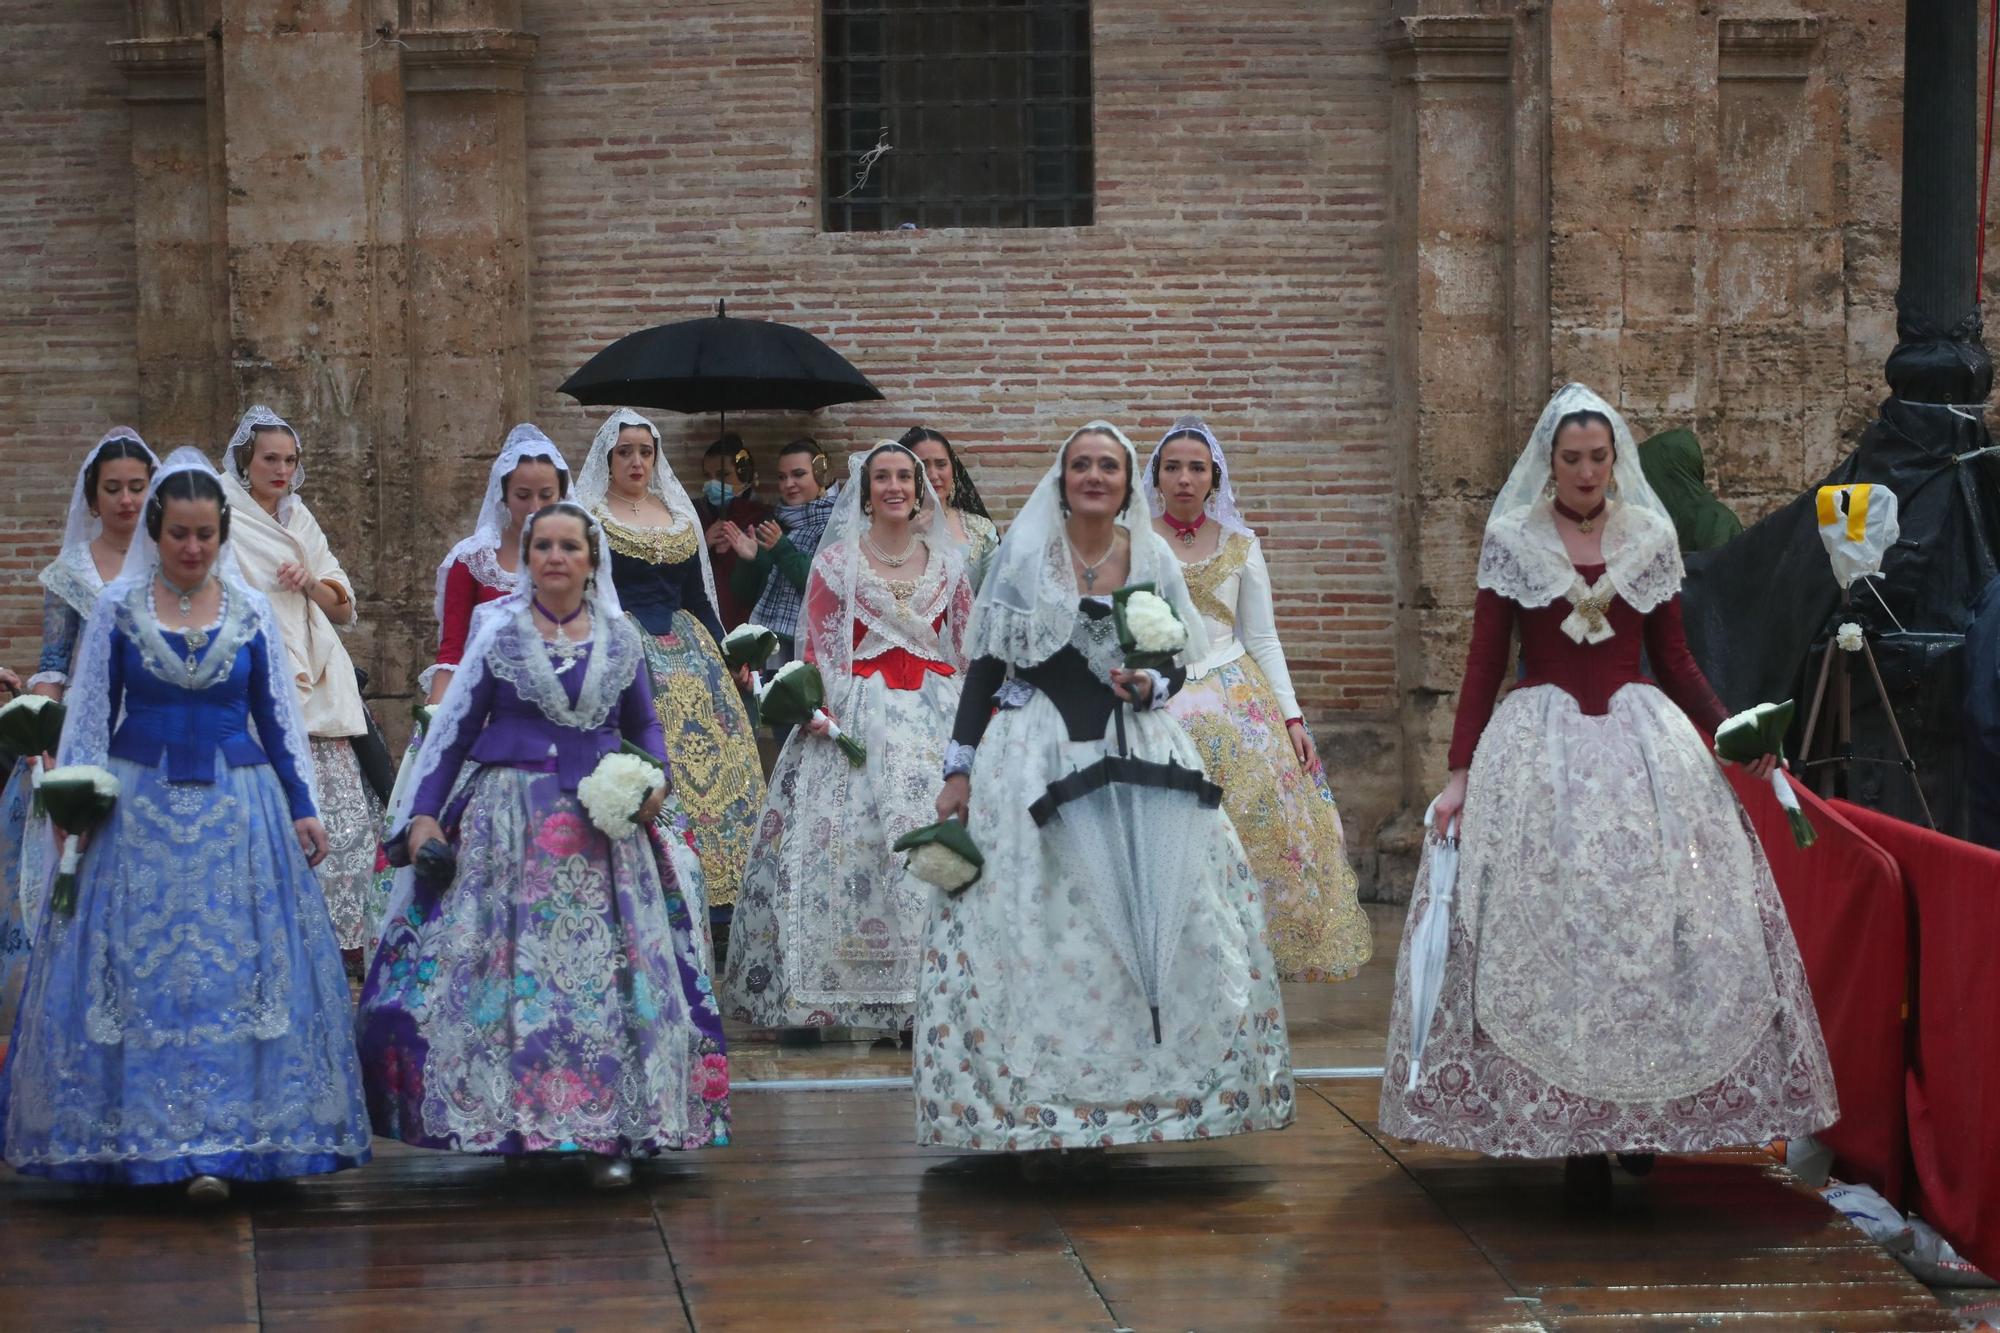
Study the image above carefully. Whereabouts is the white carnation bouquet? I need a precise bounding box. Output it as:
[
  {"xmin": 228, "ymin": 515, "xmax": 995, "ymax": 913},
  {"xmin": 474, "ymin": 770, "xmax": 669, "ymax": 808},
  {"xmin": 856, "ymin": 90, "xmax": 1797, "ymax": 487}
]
[
  {"xmin": 757, "ymin": 660, "xmax": 866, "ymax": 766},
  {"xmin": 40, "ymin": 764, "xmax": 120, "ymax": 916},
  {"xmin": 1714, "ymin": 698, "xmax": 1815, "ymax": 848},
  {"xmin": 892, "ymin": 815, "xmax": 985, "ymax": 895},
  {"xmin": 576, "ymin": 742, "xmax": 669, "ymax": 839},
  {"xmin": 1111, "ymin": 584, "xmax": 1189, "ymax": 671}
]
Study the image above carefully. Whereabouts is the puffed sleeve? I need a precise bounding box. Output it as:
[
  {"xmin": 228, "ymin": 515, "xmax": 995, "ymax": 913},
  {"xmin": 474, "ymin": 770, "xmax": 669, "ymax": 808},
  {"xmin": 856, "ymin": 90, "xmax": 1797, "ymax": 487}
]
[
  {"xmin": 800, "ymin": 563, "xmax": 841, "ymax": 665},
  {"xmin": 1234, "ymin": 540, "xmax": 1301, "ymax": 719},
  {"xmin": 1446, "ymin": 589, "xmax": 1519, "ymax": 771},
  {"xmin": 434, "ymin": 560, "xmax": 480, "ymax": 668},
  {"xmin": 1643, "ymin": 594, "xmax": 1728, "ymax": 738},
  {"xmin": 246, "ymin": 629, "xmax": 319, "ymax": 821}
]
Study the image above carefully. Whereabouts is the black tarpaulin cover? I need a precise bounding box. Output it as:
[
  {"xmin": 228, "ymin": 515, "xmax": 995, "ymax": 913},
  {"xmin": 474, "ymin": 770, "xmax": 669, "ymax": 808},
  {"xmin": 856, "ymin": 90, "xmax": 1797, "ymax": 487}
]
[{"xmin": 1679, "ymin": 398, "xmax": 2000, "ymax": 836}]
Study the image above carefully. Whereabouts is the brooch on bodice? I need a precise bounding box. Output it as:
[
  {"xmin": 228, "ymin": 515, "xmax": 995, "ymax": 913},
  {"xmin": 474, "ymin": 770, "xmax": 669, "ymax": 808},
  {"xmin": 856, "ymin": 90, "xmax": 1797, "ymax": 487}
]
[{"xmin": 1560, "ymin": 573, "xmax": 1617, "ymax": 645}]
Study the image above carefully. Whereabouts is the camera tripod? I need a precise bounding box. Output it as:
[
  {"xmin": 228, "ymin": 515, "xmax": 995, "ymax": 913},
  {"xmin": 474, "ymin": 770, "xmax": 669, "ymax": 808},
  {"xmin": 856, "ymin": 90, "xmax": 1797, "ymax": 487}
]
[{"xmin": 1796, "ymin": 585, "xmax": 1936, "ymax": 829}]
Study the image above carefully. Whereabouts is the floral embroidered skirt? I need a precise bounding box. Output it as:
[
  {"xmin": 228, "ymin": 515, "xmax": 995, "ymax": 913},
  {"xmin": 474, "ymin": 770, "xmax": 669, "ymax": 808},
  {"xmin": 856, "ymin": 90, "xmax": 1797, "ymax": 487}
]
[
  {"xmin": 0, "ymin": 757, "xmax": 38, "ymax": 1058},
  {"xmin": 0, "ymin": 755, "xmax": 371, "ymax": 1184},
  {"xmin": 1379, "ymin": 684, "xmax": 1838, "ymax": 1158},
  {"xmin": 311, "ymin": 736, "xmax": 386, "ymax": 953},
  {"xmin": 723, "ymin": 668, "xmax": 958, "ymax": 1030},
  {"xmin": 1169, "ymin": 657, "xmax": 1372, "ymax": 982},
  {"xmin": 915, "ymin": 693, "xmax": 1294, "ymax": 1152},
  {"xmin": 356, "ymin": 765, "xmax": 730, "ymax": 1156},
  {"xmin": 636, "ymin": 612, "xmax": 764, "ymax": 909}
]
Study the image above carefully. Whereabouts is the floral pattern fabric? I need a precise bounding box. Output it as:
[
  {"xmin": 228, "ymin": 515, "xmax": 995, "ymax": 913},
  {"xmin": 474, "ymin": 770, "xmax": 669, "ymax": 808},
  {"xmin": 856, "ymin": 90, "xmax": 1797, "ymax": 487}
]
[
  {"xmin": 1378, "ymin": 682, "xmax": 1838, "ymax": 1157},
  {"xmin": 915, "ymin": 691, "xmax": 1294, "ymax": 1152},
  {"xmin": 723, "ymin": 667, "xmax": 960, "ymax": 1030},
  {"xmin": 312, "ymin": 736, "xmax": 385, "ymax": 952},
  {"xmin": 356, "ymin": 766, "xmax": 729, "ymax": 1156},
  {"xmin": 1170, "ymin": 659, "xmax": 1371, "ymax": 983},
  {"xmin": 633, "ymin": 612, "xmax": 764, "ymax": 908},
  {"xmin": 0, "ymin": 758, "xmax": 35, "ymax": 1058},
  {"xmin": 0, "ymin": 754, "xmax": 371, "ymax": 1183}
]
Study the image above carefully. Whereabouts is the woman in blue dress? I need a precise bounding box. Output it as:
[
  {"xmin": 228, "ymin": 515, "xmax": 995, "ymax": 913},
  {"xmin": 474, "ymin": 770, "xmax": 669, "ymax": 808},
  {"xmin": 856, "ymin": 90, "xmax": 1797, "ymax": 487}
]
[
  {"xmin": 0, "ymin": 429, "xmax": 158, "ymax": 1055},
  {"xmin": 0, "ymin": 449, "xmax": 371, "ymax": 1202},
  {"xmin": 574, "ymin": 409, "xmax": 764, "ymax": 949}
]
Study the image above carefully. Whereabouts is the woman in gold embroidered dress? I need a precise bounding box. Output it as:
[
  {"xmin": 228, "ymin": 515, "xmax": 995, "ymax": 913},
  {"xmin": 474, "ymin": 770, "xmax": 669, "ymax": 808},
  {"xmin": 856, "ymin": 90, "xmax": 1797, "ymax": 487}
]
[
  {"xmin": 574, "ymin": 410, "xmax": 765, "ymax": 933},
  {"xmin": 1143, "ymin": 417, "xmax": 1371, "ymax": 982}
]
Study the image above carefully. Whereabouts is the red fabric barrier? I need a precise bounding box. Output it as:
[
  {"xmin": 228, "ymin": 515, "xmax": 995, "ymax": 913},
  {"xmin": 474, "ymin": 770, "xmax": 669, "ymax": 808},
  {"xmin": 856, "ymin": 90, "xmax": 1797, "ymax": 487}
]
[
  {"xmin": 1830, "ymin": 800, "xmax": 2000, "ymax": 1281},
  {"xmin": 1728, "ymin": 770, "xmax": 1911, "ymax": 1203}
]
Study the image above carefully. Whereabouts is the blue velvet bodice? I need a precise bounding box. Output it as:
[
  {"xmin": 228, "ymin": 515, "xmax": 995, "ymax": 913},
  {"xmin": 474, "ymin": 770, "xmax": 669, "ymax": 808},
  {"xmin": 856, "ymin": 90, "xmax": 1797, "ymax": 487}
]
[{"xmin": 105, "ymin": 622, "xmax": 317, "ymax": 819}]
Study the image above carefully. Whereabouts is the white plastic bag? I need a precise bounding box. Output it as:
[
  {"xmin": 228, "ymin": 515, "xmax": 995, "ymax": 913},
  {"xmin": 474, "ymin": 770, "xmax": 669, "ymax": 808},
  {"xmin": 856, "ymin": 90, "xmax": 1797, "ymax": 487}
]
[{"xmin": 1404, "ymin": 796, "xmax": 1459, "ymax": 1092}]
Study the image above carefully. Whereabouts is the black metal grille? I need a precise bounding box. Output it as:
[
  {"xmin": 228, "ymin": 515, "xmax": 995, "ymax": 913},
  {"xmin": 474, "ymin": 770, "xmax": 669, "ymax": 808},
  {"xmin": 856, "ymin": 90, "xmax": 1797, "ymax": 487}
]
[{"xmin": 823, "ymin": 0, "xmax": 1094, "ymax": 231}]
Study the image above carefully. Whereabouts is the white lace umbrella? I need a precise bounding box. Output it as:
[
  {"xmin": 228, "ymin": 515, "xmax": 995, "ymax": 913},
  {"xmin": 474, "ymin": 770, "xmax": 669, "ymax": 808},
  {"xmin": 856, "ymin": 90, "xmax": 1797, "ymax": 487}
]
[{"xmin": 1404, "ymin": 796, "xmax": 1460, "ymax": 1091}]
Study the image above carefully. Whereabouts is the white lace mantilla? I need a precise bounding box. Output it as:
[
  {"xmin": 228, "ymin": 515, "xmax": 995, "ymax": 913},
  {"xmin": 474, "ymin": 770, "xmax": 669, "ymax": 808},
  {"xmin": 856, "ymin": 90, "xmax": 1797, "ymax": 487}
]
[{"xmin": 1477, "ymin": 498, "xmax": 1683, "ymax": 614}]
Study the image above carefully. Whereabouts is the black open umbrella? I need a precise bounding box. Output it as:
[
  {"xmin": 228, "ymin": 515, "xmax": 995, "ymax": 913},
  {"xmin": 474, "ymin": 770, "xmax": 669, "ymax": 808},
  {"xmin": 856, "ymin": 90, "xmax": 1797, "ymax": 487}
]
[{"xmin": 559, "ymin": 300, "xmax": 884, "ymax": 433}]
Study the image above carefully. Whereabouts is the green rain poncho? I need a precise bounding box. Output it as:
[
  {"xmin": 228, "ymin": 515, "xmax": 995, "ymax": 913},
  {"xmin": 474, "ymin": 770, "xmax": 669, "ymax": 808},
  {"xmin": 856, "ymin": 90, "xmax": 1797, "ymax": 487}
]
[{"xmin": 1637, "ymin": 428, "xmax": 1744, "ymax": 554}]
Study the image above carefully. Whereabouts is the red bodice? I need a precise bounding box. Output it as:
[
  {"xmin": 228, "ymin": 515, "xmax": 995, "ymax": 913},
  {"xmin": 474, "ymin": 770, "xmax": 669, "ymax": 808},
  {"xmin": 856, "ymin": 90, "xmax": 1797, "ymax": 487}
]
[
  {"xmin": 799, "ymin": 610, "xmax": 954, "ymax": 691},
  {"xmin": 436, "ymin": 558, "xmax": 511, "ymax": 668},
  {"xmin": 1447, "ymin": 563, "xmax": 1726, "ymax": 770}
]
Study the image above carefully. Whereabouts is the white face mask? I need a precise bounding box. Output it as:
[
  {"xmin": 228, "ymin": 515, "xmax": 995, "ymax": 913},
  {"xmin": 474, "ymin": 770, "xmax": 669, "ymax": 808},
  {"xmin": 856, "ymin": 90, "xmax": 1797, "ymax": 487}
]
[{"xmin": 704, "ymin": 479, "xmax": 735, "ymax": 509}]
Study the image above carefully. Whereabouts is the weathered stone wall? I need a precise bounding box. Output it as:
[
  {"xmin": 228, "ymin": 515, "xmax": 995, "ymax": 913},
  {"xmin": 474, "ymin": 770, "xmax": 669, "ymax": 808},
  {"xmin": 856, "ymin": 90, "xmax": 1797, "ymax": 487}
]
[{"xmin": 0, "ymin": 0, "xmax": 1946, "ymax": 896}]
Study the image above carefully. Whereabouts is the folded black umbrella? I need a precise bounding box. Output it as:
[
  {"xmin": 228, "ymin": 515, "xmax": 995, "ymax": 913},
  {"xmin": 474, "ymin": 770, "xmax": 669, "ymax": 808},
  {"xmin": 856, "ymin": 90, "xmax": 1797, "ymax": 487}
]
[{"xmin": 559, "ymin": 300, "xmax": 884, "ymax": 430}]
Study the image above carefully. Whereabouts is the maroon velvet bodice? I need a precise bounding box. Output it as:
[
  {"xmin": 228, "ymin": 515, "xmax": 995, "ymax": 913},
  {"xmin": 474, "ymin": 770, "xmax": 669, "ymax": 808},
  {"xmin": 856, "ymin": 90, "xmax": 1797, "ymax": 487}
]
[{"xmin": 1446, "ymin": 563, "xmax": 1726, "ymax": 770}]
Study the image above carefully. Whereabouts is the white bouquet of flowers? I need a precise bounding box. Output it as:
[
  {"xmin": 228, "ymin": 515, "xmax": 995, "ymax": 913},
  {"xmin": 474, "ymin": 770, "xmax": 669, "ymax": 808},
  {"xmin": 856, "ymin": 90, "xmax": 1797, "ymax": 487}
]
[
  {"xmin": 1714, "ymin": 699, "xmax": 1815, "ymax": 848},
  {"xmin": 1112, "ymin": 584, "xmax": 1189, "ymax": 671},
  {"xmin": 41, "ymin": 763, "xmax": 120, "ymax": 916},
  {"xmin": 758, "ymin": 660, "xmax": 866, "ymax": 766},
  {"xmin": 892, "ymin": 816, "xmax": 985, "ymax": 895},
  {"xmin": 576, "ymin": 742, "xmax": 668, "ymax": 839}
]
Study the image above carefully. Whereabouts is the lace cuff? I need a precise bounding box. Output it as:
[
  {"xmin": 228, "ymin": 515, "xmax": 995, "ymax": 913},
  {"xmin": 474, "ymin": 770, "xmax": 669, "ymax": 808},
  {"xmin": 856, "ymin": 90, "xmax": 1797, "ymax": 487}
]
[
  {"xmin": 942, "ymin": 740, "xmax": 977, "ymax": 779},
  {"xmin": 1143, "ymin": 668, "xmax": 1172, "ymax": 710},
  {"xmin": 23, "ymin": 670, "xmax": 67, "ymax": 690}
]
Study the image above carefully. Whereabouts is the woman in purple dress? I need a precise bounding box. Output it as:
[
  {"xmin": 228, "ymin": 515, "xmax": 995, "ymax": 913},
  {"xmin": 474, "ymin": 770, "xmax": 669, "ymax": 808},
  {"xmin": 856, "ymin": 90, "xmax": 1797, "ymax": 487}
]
[{"xmin": 356, "ymin": 502, "xmax": 729, "ymax": 1189}]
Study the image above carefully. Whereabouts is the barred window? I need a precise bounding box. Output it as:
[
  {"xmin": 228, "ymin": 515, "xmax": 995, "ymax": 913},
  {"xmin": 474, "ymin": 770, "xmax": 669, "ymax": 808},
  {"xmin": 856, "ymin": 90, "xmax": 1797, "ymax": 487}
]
[{"xmin": 822, "ymin": 0, "xmax": 1094, "ymax": 231}]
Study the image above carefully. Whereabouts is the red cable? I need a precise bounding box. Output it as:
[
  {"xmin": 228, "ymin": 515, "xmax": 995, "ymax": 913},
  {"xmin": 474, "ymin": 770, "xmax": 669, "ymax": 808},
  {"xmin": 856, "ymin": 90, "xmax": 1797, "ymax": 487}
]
[{"xmin": 1980, "ymin": 0, "xmax": 1999, "ymax": 299}]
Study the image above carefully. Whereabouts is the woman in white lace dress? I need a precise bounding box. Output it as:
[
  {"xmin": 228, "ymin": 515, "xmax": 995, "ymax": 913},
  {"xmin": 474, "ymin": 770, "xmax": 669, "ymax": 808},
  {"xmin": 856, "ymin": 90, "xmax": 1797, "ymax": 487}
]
[
  {"xmin": 921, "ymin": 421, "xmax": 1294, "ymax": 1158},
  {"xmin": 1378, "ymin": 384, "xmax": 1836, "ymax": 1199},
  {"xmin": 722, "ymin": 443, "xmax": 973, "ymax": 1034}
]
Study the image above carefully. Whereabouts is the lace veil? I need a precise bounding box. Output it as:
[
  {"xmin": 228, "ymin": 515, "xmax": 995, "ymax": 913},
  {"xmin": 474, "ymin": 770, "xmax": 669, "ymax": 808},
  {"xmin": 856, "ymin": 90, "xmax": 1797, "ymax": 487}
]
[
  {"xmin": 1478, "ymin": 384, "xmax": 1684, "ymax": 612},
  {"xmin": 573, "ymin": 408, "xmax": 720, "ymax": 622},
  {"xmin": 806, "ymin": 443, "xmax": 971, "ymax": 694},
  {"xmin": 221, "ymin": 405, "xmax": 305, "ymax": 525},
  {"xmin": 386, "ymin": 502, "xmax": 634, "ymax": 835},
  {"xmin": 1140, "ymin": 415, "xmax": 1256, "ymax": 540},
  {"xmin": 431, "ymin": 424, "xmax": 572, "ymax": 626},
  {"xmin": 965, "ymin": 420, "xmax": 1211, "ymax": 669},
  {"xmin": 38, "ymin": 428, "xmax": 162, "ymax": 621},
  {"xmin": 56, "ymin": 447, "xmax": 320, "ymax": 813}
]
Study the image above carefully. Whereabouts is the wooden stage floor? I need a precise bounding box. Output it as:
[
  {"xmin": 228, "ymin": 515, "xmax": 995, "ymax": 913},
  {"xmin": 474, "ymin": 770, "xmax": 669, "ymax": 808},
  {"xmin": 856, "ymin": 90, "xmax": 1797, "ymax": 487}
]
[{"xmin": 0, "ymin": 909, "xmax": 1957, "ymax": 1331}]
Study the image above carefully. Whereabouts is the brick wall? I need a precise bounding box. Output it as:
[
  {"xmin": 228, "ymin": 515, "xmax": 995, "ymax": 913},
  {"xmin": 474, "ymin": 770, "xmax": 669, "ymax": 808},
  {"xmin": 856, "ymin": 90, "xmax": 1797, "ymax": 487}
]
[{"xmin": 0, "ymin": 0, "xmax": 138, "ymax": 669}]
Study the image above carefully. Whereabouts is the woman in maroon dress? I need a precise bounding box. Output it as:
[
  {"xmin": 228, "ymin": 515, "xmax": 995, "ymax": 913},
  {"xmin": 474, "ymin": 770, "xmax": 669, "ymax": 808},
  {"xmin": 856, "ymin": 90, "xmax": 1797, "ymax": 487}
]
[{"xmin": 1378, "ymin": 383, "xmax": 1837, "ymax": 1201}]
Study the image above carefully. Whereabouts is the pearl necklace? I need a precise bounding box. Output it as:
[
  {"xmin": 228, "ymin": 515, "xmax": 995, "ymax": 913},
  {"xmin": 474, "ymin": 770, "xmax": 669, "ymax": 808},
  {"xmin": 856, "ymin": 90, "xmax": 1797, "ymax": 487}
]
[{"xmin": 863, "ymin": 531, "xmax": 918, "ymax": 568}]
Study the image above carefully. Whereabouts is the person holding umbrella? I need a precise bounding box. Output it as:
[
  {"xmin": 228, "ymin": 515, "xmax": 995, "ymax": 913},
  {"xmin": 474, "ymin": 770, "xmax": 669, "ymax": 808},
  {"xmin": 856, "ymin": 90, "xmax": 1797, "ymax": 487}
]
[
  {"xmin": 721, "ymin": 437, "xmax": 836, "ymax": 668},
  {"xmin": 576, "ymin": 409, "xmax": 766, "ymax": 932},
  {"xmin": 1378, "ymin": 384, "xmax": 1835, "ymax": 1203},
  {"xmin": 921, "ymin": 421, "xmax": 1293, "ymax": 1165},
  {"xmin": 697, "ymin": 435, "xmax": 773, "ymax": 629}
]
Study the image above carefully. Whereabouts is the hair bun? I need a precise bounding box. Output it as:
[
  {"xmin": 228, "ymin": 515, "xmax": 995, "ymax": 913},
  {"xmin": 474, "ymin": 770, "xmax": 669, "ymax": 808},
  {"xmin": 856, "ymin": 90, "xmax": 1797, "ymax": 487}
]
[{"xmin": 1169, "ymin": 414, "xmax": 1209, "ymax": 433}]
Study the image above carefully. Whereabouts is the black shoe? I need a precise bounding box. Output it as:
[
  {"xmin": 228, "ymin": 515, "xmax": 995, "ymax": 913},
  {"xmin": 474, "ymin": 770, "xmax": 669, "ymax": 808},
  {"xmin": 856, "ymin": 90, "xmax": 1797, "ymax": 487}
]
[
  {"xmin": 1563, "ymin": 1154, "xmax": 1613, "ymax": 1207},
  {"xmin": 1615, "ymin": 1152, "xmax": 1656, "ymax": 1177}
]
